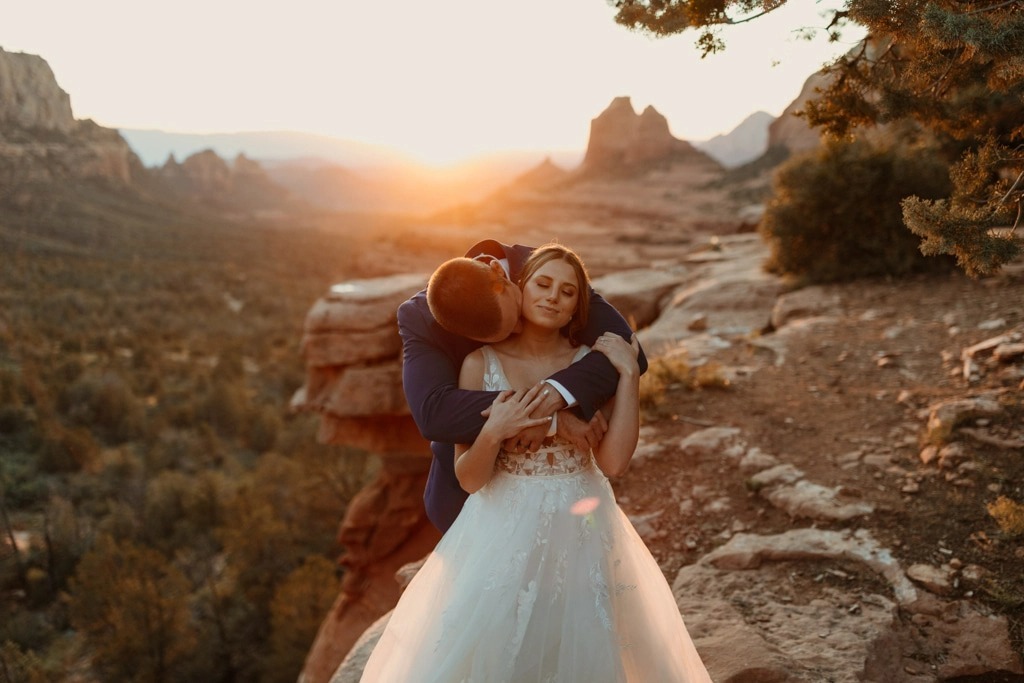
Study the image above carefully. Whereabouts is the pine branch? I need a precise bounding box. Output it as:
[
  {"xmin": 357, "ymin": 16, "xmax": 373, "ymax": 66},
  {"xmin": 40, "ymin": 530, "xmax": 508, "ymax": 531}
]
[
  {"xmin": 929, "ymin": 49, "xmax": 964, "ymax": 97},
  {"xmin": 966, "ymin": 0, "xmax": 1023, "ymax": 15},
  {"xmin": 725, "ymin": 3, "xmax": 786, "ymax": 25},
  {"xmin": 997, "ymin": 169, "xmax": 1024, "ymax": 205},
  {"xmin": 825, "ymin": 9, "xmax": 849, "ymax": 32}
]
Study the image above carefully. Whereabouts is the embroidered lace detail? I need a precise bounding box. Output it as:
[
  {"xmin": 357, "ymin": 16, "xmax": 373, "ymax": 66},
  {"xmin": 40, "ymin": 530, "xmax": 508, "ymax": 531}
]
[
  {"xmin": 497, "ymin": 443, "xmax": 592, "ymax": 476},
  {"xmin": 480, "ymin": 346, "xmax": 593, "ymax": 477}
]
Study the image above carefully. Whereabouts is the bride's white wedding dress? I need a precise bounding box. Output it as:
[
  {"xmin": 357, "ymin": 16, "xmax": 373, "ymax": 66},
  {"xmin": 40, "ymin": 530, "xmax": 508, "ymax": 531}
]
[{"xmin": 360, "ymin": 346, "xmax": 713, "ymax": 682}]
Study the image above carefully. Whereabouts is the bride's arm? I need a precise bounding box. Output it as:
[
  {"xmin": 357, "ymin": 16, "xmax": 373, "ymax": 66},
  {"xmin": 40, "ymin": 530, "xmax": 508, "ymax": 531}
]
[
  {"xmin": 454, "ymin": 351, "xmax": 550, "ymax": 493},
  {"xmin": 592, "ymin": 335, "xmax": 641, "ymax": 478}
]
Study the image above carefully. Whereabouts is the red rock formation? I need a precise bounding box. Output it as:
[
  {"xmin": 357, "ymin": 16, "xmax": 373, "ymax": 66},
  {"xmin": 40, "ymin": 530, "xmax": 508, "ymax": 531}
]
[
  {"xmin": 766, "ymin": 71, "xmax": 831, "ymax": 156},
  {"xmin": 292, "ymin": 274, "xmax": 442, "ymax": 683},
  {"xmin": 0, "ymin": 47, "xmax": 141, "ymax": 187},
  {"xmin": 0, "ymin": 48, "xmax": 75, "ymax": 133},
  {"xmin": 581, "ymin": 96, "xmax": 717, "ymax": 174},
  {"xmin": 768, "ymin": 37, "xmax": 897, "ymax": 157}
]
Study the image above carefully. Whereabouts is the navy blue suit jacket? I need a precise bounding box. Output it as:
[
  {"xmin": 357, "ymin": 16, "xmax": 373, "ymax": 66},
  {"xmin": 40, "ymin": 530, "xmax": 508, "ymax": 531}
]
[{"xmin": 398, "ymin": 240, "xmax": 648, "ymax": 533}]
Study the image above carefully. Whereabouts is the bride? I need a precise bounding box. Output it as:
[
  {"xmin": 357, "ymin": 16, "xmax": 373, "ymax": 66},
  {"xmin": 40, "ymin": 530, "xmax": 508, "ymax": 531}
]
[{"xmin": 359, "ymin": 244, "xmax": 712, "ymax": 682}]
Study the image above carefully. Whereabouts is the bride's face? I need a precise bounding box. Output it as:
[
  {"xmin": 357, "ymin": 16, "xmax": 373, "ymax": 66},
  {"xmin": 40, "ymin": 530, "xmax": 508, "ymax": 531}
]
[{"xmin": 521, "ymin": 259, "xmax": 580, "ymax": 330}]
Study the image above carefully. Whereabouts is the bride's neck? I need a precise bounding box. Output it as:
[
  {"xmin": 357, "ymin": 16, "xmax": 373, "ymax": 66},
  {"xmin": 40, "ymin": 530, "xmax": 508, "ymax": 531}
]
[{"xmin": 508, "ymin": 323, "xmax": 567, "ymax": 357}]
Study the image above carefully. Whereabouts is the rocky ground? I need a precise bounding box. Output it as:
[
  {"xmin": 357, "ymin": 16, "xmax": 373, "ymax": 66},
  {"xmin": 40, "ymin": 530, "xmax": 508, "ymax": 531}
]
[
  {"xmin": 329, "ymin": 169, "xmax": 1024, "ymax": 682},
  {"xmin": 606, "ymin": 234, "xmax": 1024, "ymax": 682}
]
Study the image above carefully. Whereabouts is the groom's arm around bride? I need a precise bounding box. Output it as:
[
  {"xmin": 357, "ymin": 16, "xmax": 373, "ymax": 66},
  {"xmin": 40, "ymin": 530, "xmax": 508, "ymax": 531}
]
[{"xmin": 398, "ymin": 239, "xmax": 647, "ymax": 532}]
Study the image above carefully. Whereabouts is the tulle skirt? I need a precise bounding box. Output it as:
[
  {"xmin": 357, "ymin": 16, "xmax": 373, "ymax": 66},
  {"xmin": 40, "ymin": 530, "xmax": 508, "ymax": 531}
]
[{"xmin": 360, "ymin": 465, "xmax": 712, "ymax": 682}]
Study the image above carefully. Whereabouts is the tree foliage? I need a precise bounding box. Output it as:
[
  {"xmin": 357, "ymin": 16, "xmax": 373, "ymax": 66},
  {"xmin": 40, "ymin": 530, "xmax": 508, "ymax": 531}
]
[
  {"xmin": 611, "ymin": 0, "xmax": 1024, "ymax": 276},
  {"xmin": 263, "ymin": 556, "xmax": 339, "ymax": 683},
  {"xmin": 0, "ymin": 183, "xmax": 427, "ymax": 681},
  {"xmin": 0, "ymin": 641, "xmax": 51, "ymax": 683},
  {"xmin": 69, "ymin": 536, "xmax": 196, "ymax": 683}
]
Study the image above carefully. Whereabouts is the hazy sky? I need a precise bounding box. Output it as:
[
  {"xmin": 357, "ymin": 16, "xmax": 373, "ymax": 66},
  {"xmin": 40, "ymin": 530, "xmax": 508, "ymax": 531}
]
[{"xmin": 2, "ymin": 0, "xmax": 863, "ymax": 164}]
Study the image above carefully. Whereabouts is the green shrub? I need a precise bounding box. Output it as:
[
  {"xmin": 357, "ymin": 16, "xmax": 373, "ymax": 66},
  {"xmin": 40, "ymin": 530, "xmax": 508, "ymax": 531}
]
[
  {"xmin": 247, "ymin": 405, "xmax": 282, "ymax": 454},
  {"xmin": 0, "ymin": 405, "xmax": 32, "ymax": 435},
  {"xmin": 760, "ymin": 139, "xmax": 953, "ymax": 284},
  {"xmin": 639, "ymin": 355, "xmax": 731, "ymax": 419},
  {"xmin": 38, "ymin": 423, "xmax": 99, "ymax": 473},
  {"xmin": 62, "ymin": 371, "xmax": 145, "ymax": 444},
  {"xmin": 0, "ymin": 609, "xmax": 55, "ymax": 652},
  {"xmin": 43, "ymin": 496, "xmax": 88, "ymax": 591},
  {"xmin": 0, "ymin": 639, "xmax": 52, "ymax": 683},
  {"xmin": 264, "ymin": 556, "xmax": 338, "ymax": 683},
  {"xmin": 639, "ymin": 354, "xmax": 690, "ymax": 417},
  {"xmin": 202, "ymin": 381, "xmax": 248, "ymax": 438}
]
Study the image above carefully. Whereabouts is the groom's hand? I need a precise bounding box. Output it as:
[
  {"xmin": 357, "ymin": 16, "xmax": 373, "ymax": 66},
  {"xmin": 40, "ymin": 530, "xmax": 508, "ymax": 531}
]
[
  {"xmin": 558, "ymin": 410, "xmax": 608, "ymax": 453},
  {"xmin": 503, "ymin": 383, "xmax": 566, "ymax": 453}
]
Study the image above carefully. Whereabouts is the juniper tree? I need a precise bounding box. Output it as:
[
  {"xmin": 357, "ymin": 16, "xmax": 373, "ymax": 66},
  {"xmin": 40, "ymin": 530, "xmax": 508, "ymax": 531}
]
[{"xmin": 611, "ymin": 0, "xmax": 1024, "ymax": 276}]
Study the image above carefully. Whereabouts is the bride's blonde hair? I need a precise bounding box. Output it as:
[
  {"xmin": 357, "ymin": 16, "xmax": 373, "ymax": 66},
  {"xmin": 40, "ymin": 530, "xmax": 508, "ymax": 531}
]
[{"xmin": 517, "ymin": 243, "xmax": 591, "ymax": 345}]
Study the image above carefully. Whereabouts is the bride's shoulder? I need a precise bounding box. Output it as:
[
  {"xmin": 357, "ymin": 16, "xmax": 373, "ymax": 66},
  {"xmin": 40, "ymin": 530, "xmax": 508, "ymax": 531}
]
[{"xmin": 458, "ymin": 347, "xmax": 488, "ymax": 388}]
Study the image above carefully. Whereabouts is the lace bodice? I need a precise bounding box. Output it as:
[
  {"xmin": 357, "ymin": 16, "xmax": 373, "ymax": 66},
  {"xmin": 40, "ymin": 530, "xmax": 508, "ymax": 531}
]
[{"xmin": 480, "ymin": 345, "xmax": 593, "ymax": 477}]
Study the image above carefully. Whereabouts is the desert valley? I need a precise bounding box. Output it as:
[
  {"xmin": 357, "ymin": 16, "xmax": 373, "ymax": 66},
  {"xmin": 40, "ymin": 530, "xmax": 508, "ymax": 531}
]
[{"xmin": 1, "ymin": 43, "xmax": 1023, "ymax": 683}]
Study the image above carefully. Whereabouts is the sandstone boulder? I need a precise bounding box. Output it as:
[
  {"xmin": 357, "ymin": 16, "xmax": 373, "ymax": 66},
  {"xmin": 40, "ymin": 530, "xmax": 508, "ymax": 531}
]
[{"xmin": 591, "ymin": 267, "xmax": 688, "ymax": 329}]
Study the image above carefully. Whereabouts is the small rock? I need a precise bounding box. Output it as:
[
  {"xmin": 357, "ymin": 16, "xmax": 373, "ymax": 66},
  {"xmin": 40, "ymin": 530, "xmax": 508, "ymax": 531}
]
[
  {"xmin": 938, "ymin": 442, "xmax": 968, "ymax": 469},
  {"xmin": 994, "ymin": 342, "xmax": 1024, "ymax": 361},
  {"xmin": 906, "ymin": 563, "xmax": 953, "ymax": 595},
  {"xmin": 836, "ymin": 450, "xmax": 864, "ymax": 466},
  {"xmin": 957, "ymin": 460, "xmax": 980, "ymax": 473},
  {"xmin": 749, "ymin": 463, "xmax": 805, "ymax": 488},
  {"xmin": 978, "ymin": 318, "xmax": 1006, "ymax": 330},
  {"xmin": 738, "ymin": 447, "xmax": 779, "ymax": 473},
  {"xmin": 919, "ymin": 445, "xmax": 939, "ymax": 465},
  {"xmin": 678, "ymin": 427, "xmax": 743, "ymax": 459},
  {"xmin": 687, "ymin": 314, "xmax": 708, "ymax": 332},
  {"xmin": 627, "ymin": 510, "xmax": 664, "ymax": 540},
  {"xmin": 925, "ymin": 396, "xmax": 1003, "ymax": 444},
  {"xmin": 863, "ymin": 454, "xmax": 892, "ymax": 469},
  {"xmin": 631, "ymin": 441, "xmax": 665, "ymax": 463}
]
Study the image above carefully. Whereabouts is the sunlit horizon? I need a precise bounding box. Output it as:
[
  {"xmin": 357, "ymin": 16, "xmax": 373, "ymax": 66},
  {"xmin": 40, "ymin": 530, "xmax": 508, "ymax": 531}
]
[{"xmin": 2, "ymin": 0, "xmax": 865, "ymax": 167}]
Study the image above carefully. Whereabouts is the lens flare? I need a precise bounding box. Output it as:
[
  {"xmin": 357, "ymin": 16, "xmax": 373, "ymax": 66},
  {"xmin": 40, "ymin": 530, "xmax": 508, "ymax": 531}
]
[{"xmin": 570, "ymin": 497, "xmax": 600, "ymax": 516}]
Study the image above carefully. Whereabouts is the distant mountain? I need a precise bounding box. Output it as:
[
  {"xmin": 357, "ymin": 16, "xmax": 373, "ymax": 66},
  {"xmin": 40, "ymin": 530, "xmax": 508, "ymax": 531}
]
[
  {"xmin": 693, "ymin": 111, "xmax": 774, "ymax": 168},
  {"xmin": 0, "ymin": 46, "xmax": 303, "ymax": 219},
  {"xmin": 119, "ymin": 129, "xmax": 417, "ymax": 169},
  {"xmin": 120, "ymin": 128, "xmax": 586, "ymax": 214}
]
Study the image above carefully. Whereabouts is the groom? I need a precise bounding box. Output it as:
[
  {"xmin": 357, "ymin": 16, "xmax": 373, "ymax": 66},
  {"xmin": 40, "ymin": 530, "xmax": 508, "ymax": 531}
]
[{"xmin": 398, "ymin": 239, "xmax": 647, "ymax": 533}]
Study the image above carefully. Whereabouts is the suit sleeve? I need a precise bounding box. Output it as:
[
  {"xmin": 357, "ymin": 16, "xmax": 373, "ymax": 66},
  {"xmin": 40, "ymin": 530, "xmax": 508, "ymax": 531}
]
[
  {"xmin": 546, "ymin": 289, "xmax": 648, "ymax": 420},
  {"xmin": 398, "ymin": 297, "xmax": 500, "ymax": 444}
]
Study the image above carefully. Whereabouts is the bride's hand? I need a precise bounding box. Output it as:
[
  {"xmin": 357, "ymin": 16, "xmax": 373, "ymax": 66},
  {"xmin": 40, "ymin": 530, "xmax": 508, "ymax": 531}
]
[
  {"xmin": 482, "ymin": 385, "xmax": 552, "ymax": 441},
  {"xmin": 592, "ymin": 332, "xmax": 639, "ymax": 376}
]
